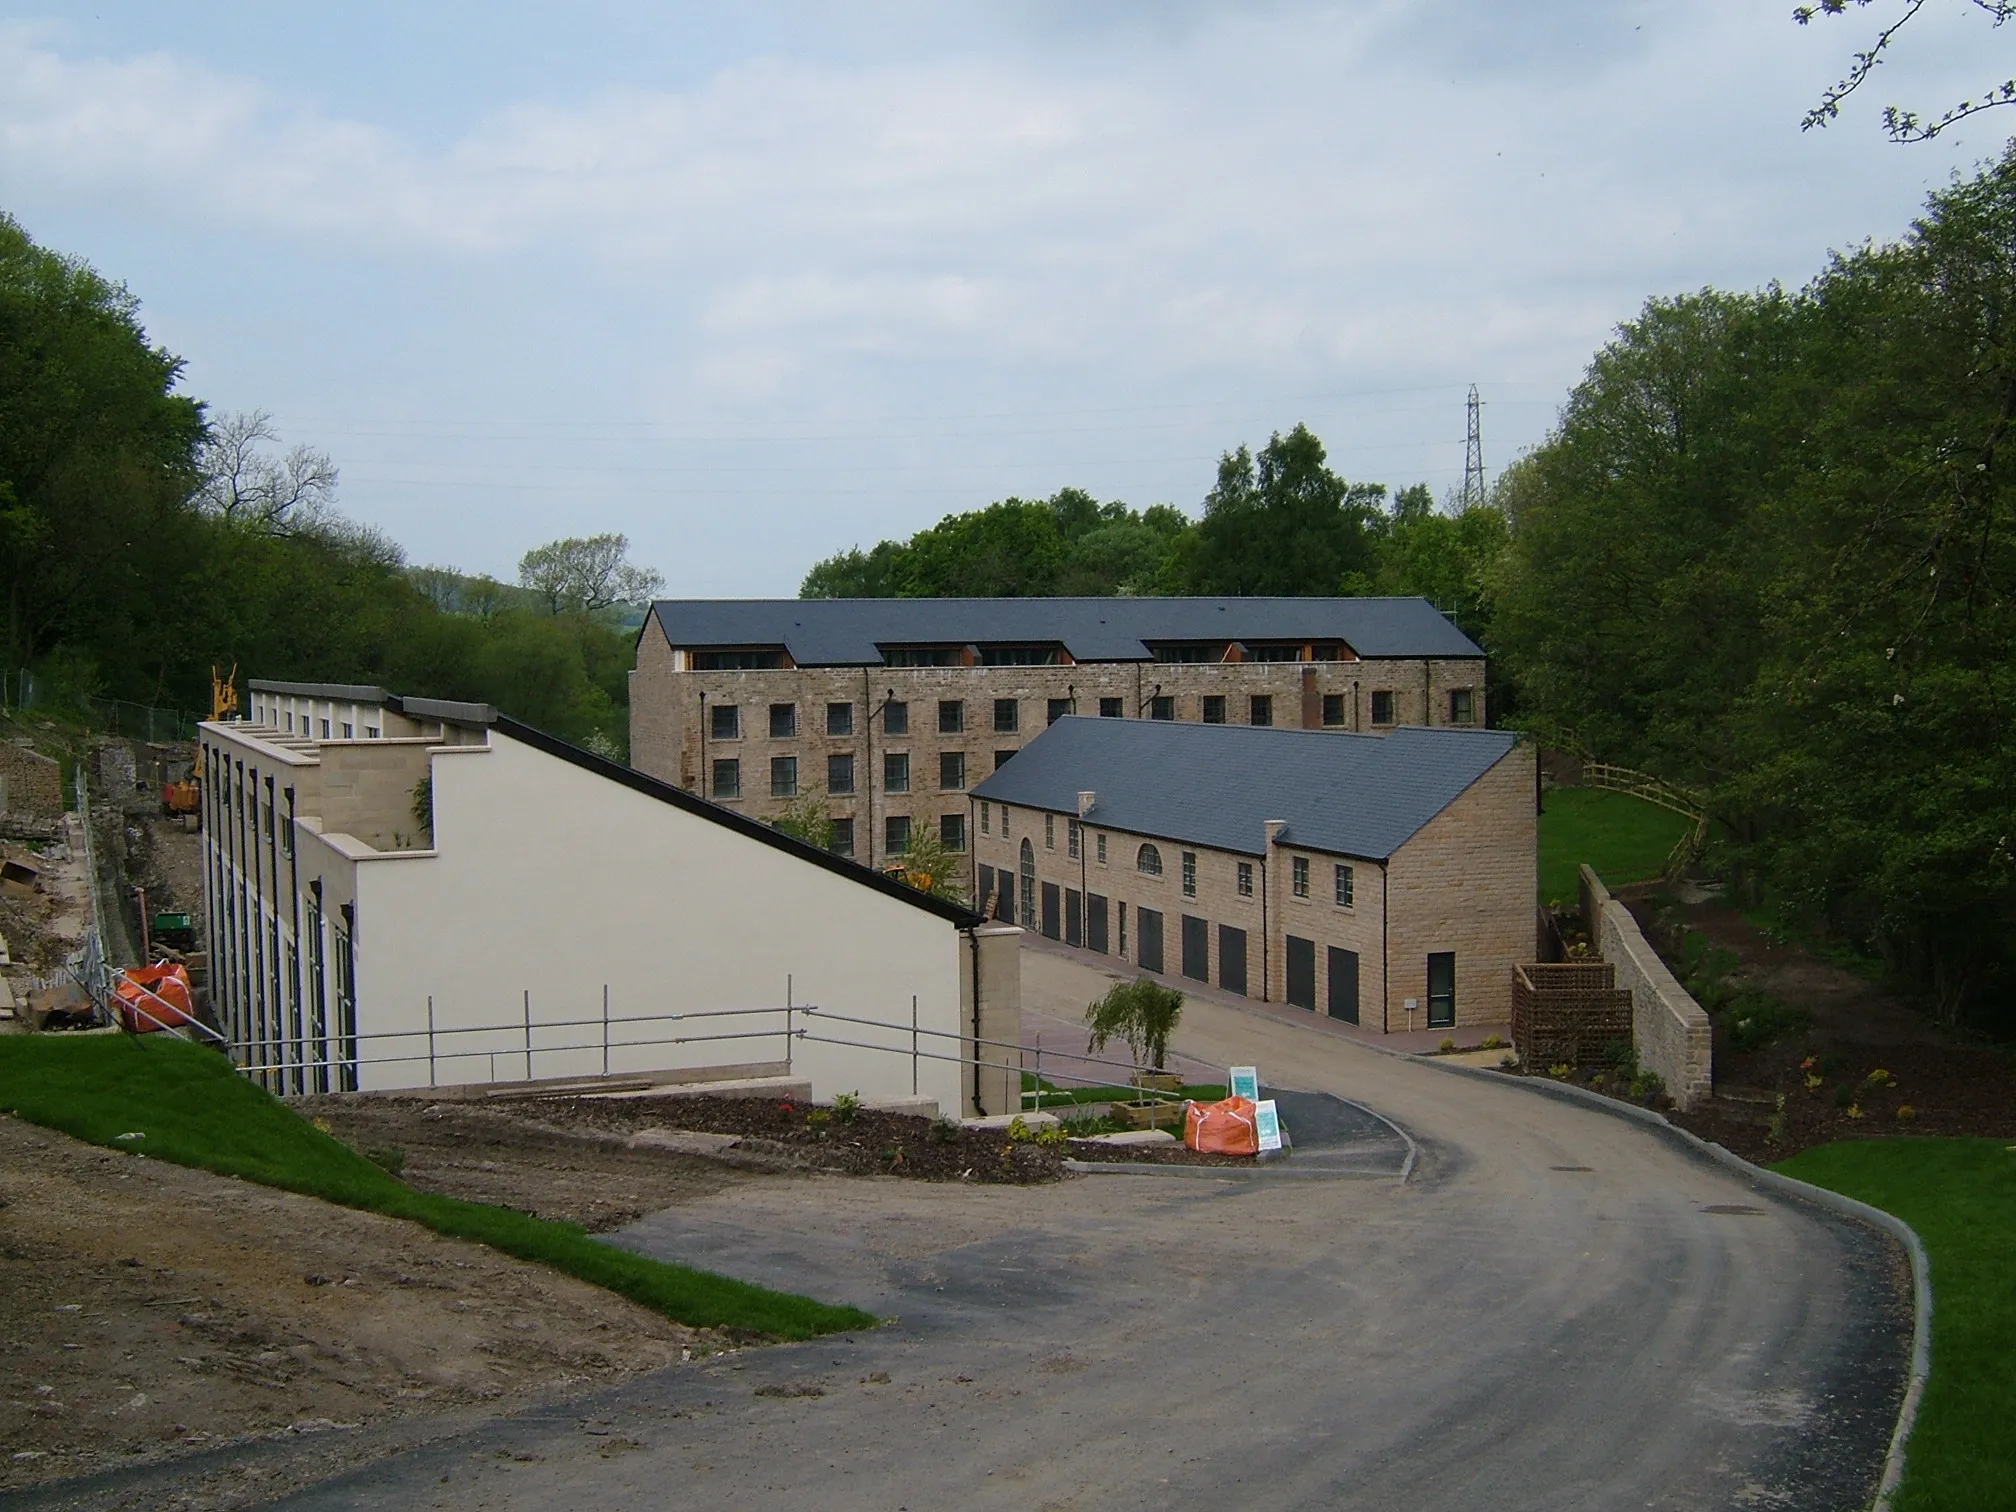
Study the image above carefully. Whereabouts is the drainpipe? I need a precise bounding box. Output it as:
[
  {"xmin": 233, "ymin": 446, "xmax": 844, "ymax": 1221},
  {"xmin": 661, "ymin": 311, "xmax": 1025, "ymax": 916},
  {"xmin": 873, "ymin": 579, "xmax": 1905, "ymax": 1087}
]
[
  {"xmin": 968, "ymin": 926, "xmax": 985, "ymax": 1115},
  {"xmin": 861, "ymin": 669, "xmax": 871, "ymax": 863},
  {"xmin": 1263, "ymin": 819, "xmax": 1286, "ymax": 1002},
  {"xmin": 1134, "ymin": 663, "xmax": 1143, "ymax": 717},
  {"xmin": 286, "ymin": 786, "xmax": 302, "ymax": 1089},
  {"xmin": 1423, "ymin": 659, "xmax": 1433, "ymax": 725},
  {"xmin": 698, "ymin": 690, "xmax": 707, "ymax": 797},
  {"xmin": 1381, "ymin": 861, "xmax": 1390, "ymax": 1033}
]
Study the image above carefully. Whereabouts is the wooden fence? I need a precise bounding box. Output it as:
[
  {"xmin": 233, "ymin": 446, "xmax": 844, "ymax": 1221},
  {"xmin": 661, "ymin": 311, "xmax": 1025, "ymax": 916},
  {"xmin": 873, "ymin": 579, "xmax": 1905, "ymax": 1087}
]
[
  {"xmin": 1510, "ymin": 961, "xmax": 1634, "ymax": 1071},
  {"xmin": 1581, "ymin": 761, "xmax": 1710, "ymax": 876}
]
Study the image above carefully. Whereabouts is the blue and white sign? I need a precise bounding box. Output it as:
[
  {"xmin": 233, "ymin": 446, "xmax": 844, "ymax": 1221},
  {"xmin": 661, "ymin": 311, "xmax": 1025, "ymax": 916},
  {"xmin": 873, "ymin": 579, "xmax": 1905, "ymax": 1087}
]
[
  {"xmin": 1254, "ymin": 1099, "xmax": 1284, "ymax": 1153},
  {"xmin": 1228, "ymin": 1065, "xmax": 1259, "ymax": 1102}
]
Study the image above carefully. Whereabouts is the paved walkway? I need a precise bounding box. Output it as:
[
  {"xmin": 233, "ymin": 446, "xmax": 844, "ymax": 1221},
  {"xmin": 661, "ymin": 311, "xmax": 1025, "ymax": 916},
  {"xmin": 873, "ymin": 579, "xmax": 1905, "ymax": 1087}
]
[{"xmin": 233, "ymin": 948, "xmax": 1906, "ymax": 1512}]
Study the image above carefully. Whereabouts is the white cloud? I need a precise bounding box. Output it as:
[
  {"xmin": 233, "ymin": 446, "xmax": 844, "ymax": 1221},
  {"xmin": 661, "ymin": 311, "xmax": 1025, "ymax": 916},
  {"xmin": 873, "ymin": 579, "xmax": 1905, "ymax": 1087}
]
[{"xmin": 0, "ymin": 4, "xmax": 1997, "ymax": 590}]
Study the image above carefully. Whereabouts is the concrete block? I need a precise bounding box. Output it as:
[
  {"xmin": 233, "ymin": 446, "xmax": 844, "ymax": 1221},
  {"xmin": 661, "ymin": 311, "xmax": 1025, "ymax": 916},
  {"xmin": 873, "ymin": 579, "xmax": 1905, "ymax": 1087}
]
[
  {"xmin": 579, "ymin": 1076, "xmax": 813, "ymax": 1104},
  {"xmin": 962, "ymin": 1110, "xmax": 1060, "ymax": 1131},
  {"xmin": 626, "ymin": 1128, "xmax": 744, "ymax": 1156}
]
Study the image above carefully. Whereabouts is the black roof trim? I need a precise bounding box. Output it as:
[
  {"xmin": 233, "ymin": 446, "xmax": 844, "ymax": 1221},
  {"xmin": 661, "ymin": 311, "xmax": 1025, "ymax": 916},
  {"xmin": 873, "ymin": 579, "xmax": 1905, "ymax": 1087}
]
[
  {"xmin": 490, "ymin": 715, "xmax": 985, "ymax": 929},
  {"xmin": 392, "ymin": 695, "xmax": 496, "ymax": 727},
  {"xmin": 249, "ymin": 679, "xmax": 390, "ymax": 702}
]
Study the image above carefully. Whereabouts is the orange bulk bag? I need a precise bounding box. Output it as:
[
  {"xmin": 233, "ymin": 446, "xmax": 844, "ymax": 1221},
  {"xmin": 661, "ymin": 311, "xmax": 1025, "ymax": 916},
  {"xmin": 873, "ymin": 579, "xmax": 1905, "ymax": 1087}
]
[
  {"xmin": 114, "ymin": 963, "xmax": 195, "ymax": 1034},
  {"xmin": 1184, "ymin": 1095, "xmax": 1260, "ymax": 1156}
]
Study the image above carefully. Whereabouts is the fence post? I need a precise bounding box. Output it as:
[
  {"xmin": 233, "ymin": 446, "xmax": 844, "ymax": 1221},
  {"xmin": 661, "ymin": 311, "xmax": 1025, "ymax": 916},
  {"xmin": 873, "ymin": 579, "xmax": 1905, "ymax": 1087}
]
[
  {"xmin": 784, "ymin": 973, "xmax": 793, "ymax": 1074},
  {"xmin": 911, "ymin": 994, "xmax": 918, "ymax": 1098},
  {"xmin": 602, "ymin": 984, "xmax": 610, "ymax": 1078},
  {"xmin": 523, "ymin": 988, "xmax": 532, "ymax": 1082},
  {"xmin": 427, "ymin": 995, "xmax": 436, "ymax": 1089}
]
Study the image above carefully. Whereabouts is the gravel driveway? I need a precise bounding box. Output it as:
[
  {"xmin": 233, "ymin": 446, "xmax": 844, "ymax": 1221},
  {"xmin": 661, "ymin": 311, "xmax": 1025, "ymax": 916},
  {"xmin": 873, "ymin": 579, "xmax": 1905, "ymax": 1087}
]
[{"xmin": 239, "ymin": 945, "xmax": 1907, "ymax": 1512}]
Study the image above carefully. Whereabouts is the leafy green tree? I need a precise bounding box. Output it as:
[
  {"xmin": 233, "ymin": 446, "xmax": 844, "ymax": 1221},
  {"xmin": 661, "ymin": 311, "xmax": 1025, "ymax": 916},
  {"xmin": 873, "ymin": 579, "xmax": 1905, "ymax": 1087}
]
[
  {"xmin": 0, "ymin": 211, "xmax": 205, "ymax": 681},
  {"xmin": 772, "ymin": 788, "xmax": 836, "ymax": 851},
  {"xmin": 1083, "ymin": 977, "xmax": 1185, "ymax": 1073},
  {"xmin": 1177, "ymin": 424, "xmax": 1383, "ymax": 595},
  {"xmin": 800, "ymin": 488, "xmax": 1188, "ymax": 599},
  {"xmin": 883, "ymin": 826, "xmax": 967, "ymax": 903},
  {"xmin": 1355, "ymin": 483, "xmax": 1509, "ymax": 643},
  {"xmin": 517, "ymin": 533, "xmax": 665, "ymax": 616}
]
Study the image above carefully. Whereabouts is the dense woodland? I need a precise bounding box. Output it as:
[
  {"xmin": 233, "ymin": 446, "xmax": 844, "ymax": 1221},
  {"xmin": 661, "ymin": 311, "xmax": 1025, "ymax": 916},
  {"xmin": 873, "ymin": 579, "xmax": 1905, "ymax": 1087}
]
[
  {"xmin": 0, "ymin": 213, "xmax": 634, "ymax": 752},
  {"xmin": 7, "ymin": 141, "xmax": 2016, "ymax": 1030}
]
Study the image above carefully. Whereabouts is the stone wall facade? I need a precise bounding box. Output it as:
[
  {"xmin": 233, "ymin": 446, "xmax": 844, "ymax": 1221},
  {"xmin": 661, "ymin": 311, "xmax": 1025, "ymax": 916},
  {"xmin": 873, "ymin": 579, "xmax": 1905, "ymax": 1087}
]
[
  {"xmin": 1581, "ymin": 865, "xmax": 1713, "ymax": 1109},
  {"xmin": 0, "ymin": 741, "xmax": 65, "ymax": 830},
  {"xmin": 630, "ymin": 621, "xmax": 1488, "ymax": 873},
  {"xmin": 971, "ymin": 740, "xmax": 1533, "ymax": 1035}
]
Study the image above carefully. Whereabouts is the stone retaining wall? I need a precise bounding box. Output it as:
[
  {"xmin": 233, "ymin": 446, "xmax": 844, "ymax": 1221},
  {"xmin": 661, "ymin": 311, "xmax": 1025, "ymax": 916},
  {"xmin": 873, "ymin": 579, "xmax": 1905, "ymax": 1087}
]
[{"xmin": 1580, "ymin": 864, "xmax": 1712, "ymax": 1110}]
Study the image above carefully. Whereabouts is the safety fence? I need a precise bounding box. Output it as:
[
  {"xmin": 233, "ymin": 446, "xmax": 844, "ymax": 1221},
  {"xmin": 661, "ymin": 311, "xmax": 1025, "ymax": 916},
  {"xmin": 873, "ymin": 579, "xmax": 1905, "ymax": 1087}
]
[{"xmin": 112, "ymin": 991, "xmax": 1192, "ymax": 1116}]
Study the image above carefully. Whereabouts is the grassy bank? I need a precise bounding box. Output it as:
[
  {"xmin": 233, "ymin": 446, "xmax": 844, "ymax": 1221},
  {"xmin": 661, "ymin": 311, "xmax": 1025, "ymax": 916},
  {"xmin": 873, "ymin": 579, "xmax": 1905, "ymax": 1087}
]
[
  {"xmin": 1537, "ymin": 786, "xmax": 1693, "ymax": 904},
  {"xmin": 1773, "ymin": 1138, "xmax": 2015, "ymax": 1512},
  {"xmin": 0, "ymin": 1034, "xmax": 874, "ymax": 1340}
]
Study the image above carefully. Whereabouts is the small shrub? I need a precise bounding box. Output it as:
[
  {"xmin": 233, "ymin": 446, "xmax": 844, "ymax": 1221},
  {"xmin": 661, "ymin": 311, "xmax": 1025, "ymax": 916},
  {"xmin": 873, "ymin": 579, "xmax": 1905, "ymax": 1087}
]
[
  {"xmin": 1480, "ymin": 1035, "xmax": 1507, "ymax": 1051},
  {"xmin": 806, "ymin": 1109, "xmax": 832, "ymax": 1128},
  {"xmin": 1833, "ymin": 1083, "xmax": 1856, "ymax": 1109},
  {"xmin": 1004, "ymin": 1115, "xmax": 1032, "ymax": 1143},
  {"xmin": 1846, "ymin": 1103, "xmax": 1865, "ymax": 1120},
  {"xmin": 928, "ymin": 1115, "xmax": 960, "ymax": 1145},
  {"xmin": 1723, "ymin": 991, "xmax": 1810, "ymax": 1055},
  {"xmin": 831, "ymin": 1091, "xmax": 863, "ymax": 1123},
  {"xmin": 1438, "ymin": 1038, "xmax": 1458, "ymax": 1054},
  {"xmin": 1604, "ymin": 1038, "xmax": 1638, "ymax": 1074},
  {"xmin": 1627, "ymin": 1069, "xmax": 1665, "ymax": 1101},
  {"xmin": 1083, "ymin": 978, "xmax": 1185, "ymax": 1073},
  {"xmin": 1862, "ymin": 1069, "xmax": 1896, "ymax": 1090},
  {"xmin": 1896, "ymin": 1104, "xmax": 1917, "ymax": 1122},
  {"xmin": 1547, "ymin": 1062, "xmax": 1573, "ymax": 1080},
  {"xmin": 1036, "ymin": 1124, "xmax": 1069, "ymax": 1148},
  {"xmin": 364, "ymin": 1145, "xmax": 406, "ymax": 1177},
  {"xmin": 1765, "ymin": 1093, "xmax": 1787, "ymax": 1147},
  {"xmin": 1817, "ymin": 1051, "xmax": 1849, "ymax": 1078}
]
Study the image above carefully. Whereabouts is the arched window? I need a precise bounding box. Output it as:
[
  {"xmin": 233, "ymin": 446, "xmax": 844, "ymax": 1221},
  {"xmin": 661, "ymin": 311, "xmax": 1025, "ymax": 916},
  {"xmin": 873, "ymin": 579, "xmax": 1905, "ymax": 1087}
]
[
  {"xmin": 1136, "ymin": 843, "xmax": 1163, "ymax": 876},
  {"xmin": 1019, "ymin": 839, "xmax": 1037, "ymax": 929}
]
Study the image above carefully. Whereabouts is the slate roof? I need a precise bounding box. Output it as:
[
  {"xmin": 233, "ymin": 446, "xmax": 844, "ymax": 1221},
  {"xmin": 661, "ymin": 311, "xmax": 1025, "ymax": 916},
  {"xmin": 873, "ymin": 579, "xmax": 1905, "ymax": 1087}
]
[
  {"xmin": 645, "ymin": 597, "xmax": 1483, "ymax": 665},
  {"xmin": 970, "ymin": 717, "xmax": 1519, "ymax": 861}
]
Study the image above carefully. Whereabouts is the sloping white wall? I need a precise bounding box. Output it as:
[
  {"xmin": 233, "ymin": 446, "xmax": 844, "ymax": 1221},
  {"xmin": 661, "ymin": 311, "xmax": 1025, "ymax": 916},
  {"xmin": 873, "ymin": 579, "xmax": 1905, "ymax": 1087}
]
[{"xmin": 351, "ymin": 732, "xmax": 967, "ymax": 1107}]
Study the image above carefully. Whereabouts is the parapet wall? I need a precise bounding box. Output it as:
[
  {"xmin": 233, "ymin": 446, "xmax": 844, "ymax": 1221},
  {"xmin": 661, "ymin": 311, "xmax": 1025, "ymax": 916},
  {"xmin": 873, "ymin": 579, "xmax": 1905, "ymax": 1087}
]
[{"xmin": 1580, "ymin": 865, "xmax": 1713, "ymax": 1110}]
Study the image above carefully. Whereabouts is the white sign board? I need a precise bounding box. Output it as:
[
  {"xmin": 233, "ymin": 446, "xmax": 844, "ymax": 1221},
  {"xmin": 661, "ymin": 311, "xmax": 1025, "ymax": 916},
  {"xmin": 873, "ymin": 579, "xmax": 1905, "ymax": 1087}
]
[
  {"xmin": 1228, "ymin": 1065, "xmax": 1259, "ymax": 1102},
  {"xmin": 1254, "ymin": 1099, "xmax": 1284, "ymax": 1153}
]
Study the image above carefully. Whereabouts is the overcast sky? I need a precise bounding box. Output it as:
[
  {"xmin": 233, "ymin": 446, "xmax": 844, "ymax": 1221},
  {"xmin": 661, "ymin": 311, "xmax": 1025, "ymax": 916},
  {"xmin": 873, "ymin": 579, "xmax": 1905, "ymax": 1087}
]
[{"xmin": 0, "ymin": 2, "xmax": 2006, "ymax": 594}]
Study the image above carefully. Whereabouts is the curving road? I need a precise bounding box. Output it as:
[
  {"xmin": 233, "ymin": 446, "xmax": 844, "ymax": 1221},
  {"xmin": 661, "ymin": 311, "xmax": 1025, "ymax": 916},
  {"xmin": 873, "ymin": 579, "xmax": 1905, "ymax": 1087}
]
[{"xmin": 137, "ymin": 948, "xmax": 1918, "ymax": 1511}]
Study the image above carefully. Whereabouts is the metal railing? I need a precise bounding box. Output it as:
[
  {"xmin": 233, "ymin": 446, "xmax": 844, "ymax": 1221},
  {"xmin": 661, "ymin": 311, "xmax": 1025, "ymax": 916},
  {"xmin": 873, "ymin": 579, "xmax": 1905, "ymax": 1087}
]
[{"xmin": 210, "ymin": 994, "xmax": 1197, "ymax": 1117}]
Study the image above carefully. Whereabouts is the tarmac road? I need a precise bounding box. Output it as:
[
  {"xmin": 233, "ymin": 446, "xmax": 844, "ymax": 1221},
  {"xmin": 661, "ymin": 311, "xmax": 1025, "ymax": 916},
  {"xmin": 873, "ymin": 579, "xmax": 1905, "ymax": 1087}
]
[{"xmin": 246, "ymin": 947, "xmax": 1907, "ymax": 1512}]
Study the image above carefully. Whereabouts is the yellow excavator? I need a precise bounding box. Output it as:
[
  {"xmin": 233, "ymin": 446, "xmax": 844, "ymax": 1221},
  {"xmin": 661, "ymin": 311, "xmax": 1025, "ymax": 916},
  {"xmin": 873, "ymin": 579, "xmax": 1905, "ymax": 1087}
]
[
  {"xmin": 162, "ymin": 665, "xmax": 235, "ymax": 818},
  {"xmin": 210, "ymin": 663, "xmax": 239, "ymax": 722}
]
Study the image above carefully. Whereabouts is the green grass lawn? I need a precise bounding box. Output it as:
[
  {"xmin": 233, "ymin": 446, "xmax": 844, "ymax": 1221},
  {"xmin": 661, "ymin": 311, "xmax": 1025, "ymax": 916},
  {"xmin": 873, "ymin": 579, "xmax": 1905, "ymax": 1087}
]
[
  {"xmin": 1537, "ymin": 786, "xmax": 1694, "ymax": 905},
  {"xmin": 1774, "ymin": 1138, "xmax": 2016, "ymax": 1512},
  {"xmin": 0, "ymin": 1034, "xmax": 873, "ymax": 1340}
]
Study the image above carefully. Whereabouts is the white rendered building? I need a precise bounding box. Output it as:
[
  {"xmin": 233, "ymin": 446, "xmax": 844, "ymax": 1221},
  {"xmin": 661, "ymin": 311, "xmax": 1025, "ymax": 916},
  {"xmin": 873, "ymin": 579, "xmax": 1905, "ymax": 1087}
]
[{"xmin": 198, "ymin": 681, "xmax": 1020, "ymax": 1112}]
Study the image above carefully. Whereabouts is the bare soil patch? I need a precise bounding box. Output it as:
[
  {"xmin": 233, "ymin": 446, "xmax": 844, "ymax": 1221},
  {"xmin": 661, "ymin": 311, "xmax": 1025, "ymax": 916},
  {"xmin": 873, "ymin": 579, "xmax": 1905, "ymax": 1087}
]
[
  {"xmin": 0, "ymin": 1115, "xmax": 722, "ymax": 1497},
  {"xmin": 511, "ymin": 1093, "xmax": 1072, "ymax": 1183},
  {"xmin": 297, "ymin": 1098, "xmax": 749, "ymax": 1232},
  {"xmin": 1607, "ymin": 891, "xmax": 2016, "ymax": 1161}
]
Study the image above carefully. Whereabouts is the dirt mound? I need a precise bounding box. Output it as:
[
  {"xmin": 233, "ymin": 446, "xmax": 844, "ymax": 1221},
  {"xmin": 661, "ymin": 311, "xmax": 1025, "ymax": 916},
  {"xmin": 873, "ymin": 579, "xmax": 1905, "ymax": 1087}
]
[{"xmin": 0, "ymin": 1115, "xmax": 717, "ymax": 1497}]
